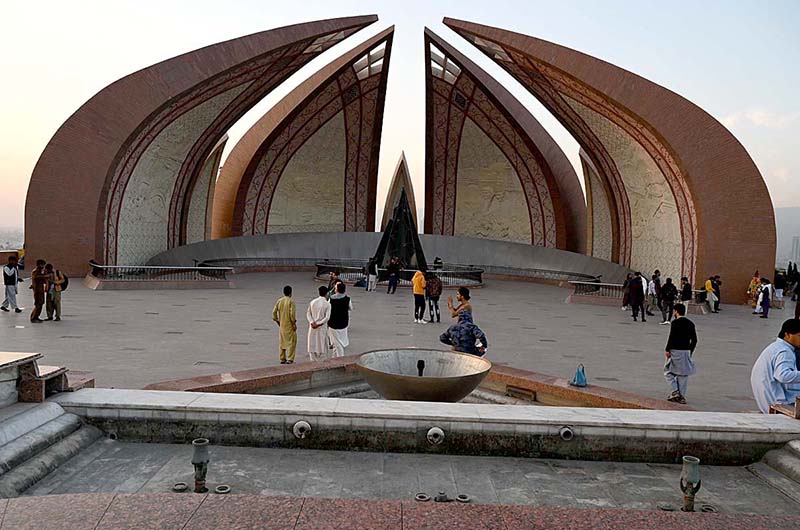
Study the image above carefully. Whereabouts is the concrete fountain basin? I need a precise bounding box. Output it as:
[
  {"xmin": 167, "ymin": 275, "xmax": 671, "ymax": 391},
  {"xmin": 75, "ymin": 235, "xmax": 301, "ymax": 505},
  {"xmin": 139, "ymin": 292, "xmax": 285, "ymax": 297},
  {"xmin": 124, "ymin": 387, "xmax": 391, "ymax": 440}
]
[{"xmin": 356, "ymin": 348, "xmax": 492, "ymax": 402}]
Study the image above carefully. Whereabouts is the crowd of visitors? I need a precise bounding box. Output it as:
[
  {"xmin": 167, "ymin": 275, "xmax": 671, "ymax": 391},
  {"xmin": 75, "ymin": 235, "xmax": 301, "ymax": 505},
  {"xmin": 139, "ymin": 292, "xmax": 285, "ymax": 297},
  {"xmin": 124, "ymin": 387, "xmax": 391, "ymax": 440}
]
[
  {"xmin": 747, "ymin": 265, "xmax": 800, "ymax": 319},
  {"xmin": 622, "ymin": 270, "xmax": 724, "ymax": 322},
  {"xmin": 2, "ymin": 255, "xmax": 67, "ymax": 323}
]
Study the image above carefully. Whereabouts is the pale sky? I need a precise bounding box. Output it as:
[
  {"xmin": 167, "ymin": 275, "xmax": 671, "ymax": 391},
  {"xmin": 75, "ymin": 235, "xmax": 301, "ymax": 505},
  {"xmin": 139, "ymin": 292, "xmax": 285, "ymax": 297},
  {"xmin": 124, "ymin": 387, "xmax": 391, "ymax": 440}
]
[{"xmin": 1, "ymin": 0, "xmax": 798, "ymax": 230}]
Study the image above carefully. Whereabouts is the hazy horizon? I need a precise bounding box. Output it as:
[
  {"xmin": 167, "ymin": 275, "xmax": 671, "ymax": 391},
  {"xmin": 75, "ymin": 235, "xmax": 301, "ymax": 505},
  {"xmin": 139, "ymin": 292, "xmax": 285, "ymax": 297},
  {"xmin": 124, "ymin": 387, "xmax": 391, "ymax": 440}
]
[{"xmin": 1, "ymin": 0, "xmax": 798, "ymax": 231}]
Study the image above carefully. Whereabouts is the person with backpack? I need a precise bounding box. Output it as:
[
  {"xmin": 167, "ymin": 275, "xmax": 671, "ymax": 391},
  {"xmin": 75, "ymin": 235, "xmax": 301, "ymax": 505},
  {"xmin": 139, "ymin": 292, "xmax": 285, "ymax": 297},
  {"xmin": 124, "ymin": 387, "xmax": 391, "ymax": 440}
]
[
  {"xmin": 659, "ymin": 277, "xmax": 678, "ymax": 325},
  {"xmin": 44, "ymin": 263, "xmax": 67, "ymax": 321},
  {"xmin": 425, "ymin": 272, "xmax": 443, "ymax": 323}
]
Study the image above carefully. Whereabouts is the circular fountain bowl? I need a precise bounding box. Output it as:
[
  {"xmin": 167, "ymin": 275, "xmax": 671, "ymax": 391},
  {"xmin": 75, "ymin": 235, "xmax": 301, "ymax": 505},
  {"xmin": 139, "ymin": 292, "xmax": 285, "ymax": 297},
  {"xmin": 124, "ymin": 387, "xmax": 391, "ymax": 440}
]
[{"xmin": 356, "ymin": 348, "xmax": 492, "ymax": 402}]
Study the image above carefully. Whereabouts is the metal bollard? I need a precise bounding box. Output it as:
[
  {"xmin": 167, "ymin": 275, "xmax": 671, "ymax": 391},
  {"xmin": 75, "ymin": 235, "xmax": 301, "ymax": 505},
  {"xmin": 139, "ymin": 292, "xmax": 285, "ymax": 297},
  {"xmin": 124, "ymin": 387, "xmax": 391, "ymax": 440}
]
[
  {"xmin": 191, "ymin": 438, "xmax": 210, "ymax": 493},
  {"xmin": 679, "ymin": 455, "xmax": 701, "ymax": 512}
]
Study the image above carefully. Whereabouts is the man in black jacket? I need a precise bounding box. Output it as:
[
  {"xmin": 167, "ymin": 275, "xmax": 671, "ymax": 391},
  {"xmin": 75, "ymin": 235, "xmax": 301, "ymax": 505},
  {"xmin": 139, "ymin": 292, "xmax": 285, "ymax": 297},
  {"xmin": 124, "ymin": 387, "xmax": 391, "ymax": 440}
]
[
  {"xmin": 628, "ymin": 272, "xmax": 646, "ymax": 322},
  {"xmin": 663, "ymin": 303, "xmax": 698, "ymax": 404},
  {"xmin": 659, "ymin": 278, "xmax": 678, "ymax": 325}
]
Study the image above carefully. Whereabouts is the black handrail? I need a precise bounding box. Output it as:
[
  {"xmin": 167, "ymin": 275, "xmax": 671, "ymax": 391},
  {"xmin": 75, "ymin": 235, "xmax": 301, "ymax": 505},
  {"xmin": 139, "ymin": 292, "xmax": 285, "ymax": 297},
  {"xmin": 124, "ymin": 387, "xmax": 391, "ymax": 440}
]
[
  {"xmin": 88, "ymin": 262, "xmax": 232, "ymax": 281},
  {"xmin": 315, "ymin": 261, "xmax": 484, "ymax": 287}
]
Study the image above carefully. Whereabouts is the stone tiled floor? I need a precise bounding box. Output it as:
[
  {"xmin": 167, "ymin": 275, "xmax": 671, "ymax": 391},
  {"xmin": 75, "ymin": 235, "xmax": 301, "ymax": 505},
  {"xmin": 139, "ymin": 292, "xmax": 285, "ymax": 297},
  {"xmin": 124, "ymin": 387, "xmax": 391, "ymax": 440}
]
[
  {"xmin": 1, "ymin": 272, "xmax": 795, "ymax": 411},
  {"xmin": 22, "ymin": 441, "xmax": 800, "ymax": 516},
  {"xmin": 2, "ymin": 493, "xmax": 799, "ymax": 530}
]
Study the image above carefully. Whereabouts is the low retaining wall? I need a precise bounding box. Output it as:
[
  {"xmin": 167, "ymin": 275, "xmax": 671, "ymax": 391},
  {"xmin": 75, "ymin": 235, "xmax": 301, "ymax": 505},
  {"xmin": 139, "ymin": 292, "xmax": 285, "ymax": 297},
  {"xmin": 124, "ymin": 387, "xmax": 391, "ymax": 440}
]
[
  {"xmin": 143, "ymin": 355, "xmax": 686, "ymax": 411},
  {"xmin": 148, "ymin": 233, "xmax": 631, "ymax": 283},
  {"xmin": 52, "ymin": 388, "xmax": 800, "ymax": 465}
]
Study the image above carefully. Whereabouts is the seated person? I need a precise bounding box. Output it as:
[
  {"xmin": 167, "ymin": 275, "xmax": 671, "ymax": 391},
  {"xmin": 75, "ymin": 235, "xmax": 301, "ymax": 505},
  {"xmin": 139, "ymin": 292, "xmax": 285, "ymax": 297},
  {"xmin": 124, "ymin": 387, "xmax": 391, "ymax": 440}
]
[
  {"xmin": 751, "ymin": 318, "xmax": 800, "ymax": 413},
  {"xmin": 439, "ymin": 311, "xmax": 487, "ymax": 357}
]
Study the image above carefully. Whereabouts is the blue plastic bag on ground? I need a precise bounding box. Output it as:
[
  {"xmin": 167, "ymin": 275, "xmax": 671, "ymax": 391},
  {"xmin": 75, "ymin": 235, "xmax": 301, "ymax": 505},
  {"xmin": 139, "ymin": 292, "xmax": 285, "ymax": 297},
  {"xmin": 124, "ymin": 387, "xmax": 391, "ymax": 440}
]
[{"xmin": 569, "ymin": 364, "xmax": 587, "ymax": 387}]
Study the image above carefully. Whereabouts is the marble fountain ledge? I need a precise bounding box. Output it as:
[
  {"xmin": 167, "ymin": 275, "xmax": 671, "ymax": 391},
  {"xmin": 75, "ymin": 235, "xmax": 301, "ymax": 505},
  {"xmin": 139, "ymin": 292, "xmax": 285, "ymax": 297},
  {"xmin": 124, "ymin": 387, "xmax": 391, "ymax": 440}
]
[{"xmin": 50, "ymin": 388, "xmax": 800, "ymax": 440}]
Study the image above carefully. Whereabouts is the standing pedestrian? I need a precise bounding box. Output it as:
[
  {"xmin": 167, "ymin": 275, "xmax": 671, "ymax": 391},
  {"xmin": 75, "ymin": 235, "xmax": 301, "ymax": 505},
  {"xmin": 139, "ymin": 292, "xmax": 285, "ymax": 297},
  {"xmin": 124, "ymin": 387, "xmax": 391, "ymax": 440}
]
[
  {"xmin": 386, "ymin": 257, "xmax": 400, "ymax": 294},
  {"xmin": 647, "ymin": 274, "xmax": 659, "ymax": 317},
  {"xmin": 43, "ymin": 264, "xmax": 65, "ymax": 321},
  {"xmin": 327, "ymin": 271, "xmax": 340, "ymax": 295},
  {"xmin": 774, "ymin": 272, "xmax": 786, "ymax": 300},
  {"xmin": 748, "ymin": 271, "xmax": 762, "ymax": 310},
  {"xmin": 412, "ymin": 270, "xmax": 426, "ymax": 324},
  {"xmin": 306, "ymin": 285, "xmax": 330, "ymax": 361},
  {"xmin": 680, "ymin": 277, "xmax": 693, "ymax": 307},
  {"xmin": 704, "ymin": 276, "xmax": 718, "ymax": 313},
  {"xmin": 628, "ymin": 272, "xmax": 646, "ymax": 322},
  {"xmin": 1, "ymin": 255, "xmax": 23, "ymax": 314},
  {"xmin": 366, "ymin": 258, "xmax": 378, "ymax": 292},
  {"xmin": 660, "ymin": 278, "xmax": 678, "ymax": 325},
  {"xmin": 759, "ymin": 278, "xmax": 773, "ymax": 319},
  {"xmin": 653, "ymin": 269, "xmax": 663, "ymax": 313},
  {"xmin": 750, "ymin": 318, "xmax": 800, "ymax": 413},
  {"xmin": 664, "ymin": 303, "xmax": 697, "ymax": 404},
  {"xmin": 272, "ymin": 285, "xmax": 297, "ymax": 364},
  {"xmin": 425, "ymin": 272, "xmax": 443, "ymax": 323},
  {"xmin": 621, "ymin": 273, "xmax": 632, "ymax": 311},
  {"xmin": 712, "ymin": 275, "xmax": 722, "ymax": 312},
  {"xmin": 328, "ymin": 282, "xmax": 353, "ymax": 357},
  {"xmin": 29, "ymin": 259, "xmax": 47, "ymax": 323}
]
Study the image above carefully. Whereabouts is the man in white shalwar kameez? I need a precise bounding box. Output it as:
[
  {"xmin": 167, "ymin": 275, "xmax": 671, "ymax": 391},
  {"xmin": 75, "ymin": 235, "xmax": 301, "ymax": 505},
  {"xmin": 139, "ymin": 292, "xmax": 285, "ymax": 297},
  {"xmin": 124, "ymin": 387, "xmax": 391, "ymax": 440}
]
[
  {"xmin": 307, "ymin": 286, "xmax": 331, "ymax": 361},
  {"xmin": 327, "ymin": 282, "xmax": 353, "ymax": 358}
]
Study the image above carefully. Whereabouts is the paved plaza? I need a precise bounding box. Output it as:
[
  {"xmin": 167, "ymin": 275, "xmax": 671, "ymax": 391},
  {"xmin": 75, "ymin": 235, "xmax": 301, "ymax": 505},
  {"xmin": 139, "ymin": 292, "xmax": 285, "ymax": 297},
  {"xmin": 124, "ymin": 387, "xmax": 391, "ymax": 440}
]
[{"xmin": 1, "ymin": 272, "xmax": 794, "ymax": 412}]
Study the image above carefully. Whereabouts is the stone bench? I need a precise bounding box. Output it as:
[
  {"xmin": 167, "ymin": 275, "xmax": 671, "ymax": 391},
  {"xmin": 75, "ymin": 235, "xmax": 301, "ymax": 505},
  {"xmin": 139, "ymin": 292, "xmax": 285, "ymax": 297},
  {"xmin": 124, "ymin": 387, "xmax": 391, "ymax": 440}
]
[
  {"xmin": 0, "ymin": 352, "xmax": 94, "ymax": 405},
  {"xmin": 0, "ymin": 353, "xmax": 42, "ymax": 407},
  {"xmin": 18, "ymin": 363, "xmax": 69, "ymax": 403}
]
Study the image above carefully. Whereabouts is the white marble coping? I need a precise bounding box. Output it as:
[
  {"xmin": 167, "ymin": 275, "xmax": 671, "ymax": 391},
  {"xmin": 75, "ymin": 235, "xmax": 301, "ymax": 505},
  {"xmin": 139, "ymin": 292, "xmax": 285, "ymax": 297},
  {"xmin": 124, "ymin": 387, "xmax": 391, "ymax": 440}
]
[
  {"xmin": 0, "ymin": 352, "xmax": 42, "ymax": 370},
  {"xmin": 51, "ymin": 388, "xmax": 800, "ymax": 435}
]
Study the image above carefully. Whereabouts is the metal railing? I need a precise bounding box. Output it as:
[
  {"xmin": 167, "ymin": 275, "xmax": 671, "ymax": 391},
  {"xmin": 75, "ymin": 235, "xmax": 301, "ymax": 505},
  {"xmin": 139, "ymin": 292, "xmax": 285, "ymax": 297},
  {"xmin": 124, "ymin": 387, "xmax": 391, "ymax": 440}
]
[
  {"xmin": 88, "ymin": 262, "xmax": 233, "ymax": 282},
  {"xmin": 483, "ymin": 265, "xmax": 600, "ymax": 283},
  {"xmin": 315, "ymin": 260, "xmax": 484, "ymax": 287},
  {"xmin": 569, "ymin": 280, "xmax": 624, "ymax": 298}
]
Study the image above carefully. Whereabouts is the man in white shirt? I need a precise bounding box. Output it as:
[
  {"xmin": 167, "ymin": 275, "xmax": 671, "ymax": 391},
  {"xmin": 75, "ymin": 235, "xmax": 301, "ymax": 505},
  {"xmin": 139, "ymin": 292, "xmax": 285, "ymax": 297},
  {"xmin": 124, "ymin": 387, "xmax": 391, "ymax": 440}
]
[
  {"xmin": 1, "ymin": 255, "xmax": 23, "ymax": 313},
  {"xmin": 751, "ymin": 319, "xmax": 800, "ymax": 413},
  {"xmin": 307, "ymin": 285, "xmax": 331, "ymax": 361}
]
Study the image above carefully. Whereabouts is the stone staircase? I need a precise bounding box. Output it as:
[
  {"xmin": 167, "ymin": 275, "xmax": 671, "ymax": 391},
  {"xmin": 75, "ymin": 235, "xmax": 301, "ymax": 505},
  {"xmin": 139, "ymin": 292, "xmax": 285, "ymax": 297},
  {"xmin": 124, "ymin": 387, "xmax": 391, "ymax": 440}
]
[
  {"xmin": 0, "ymin": 351, "xmax": 100, "ymax": 497},
  {"xmin": 749, "ymin": 439, "xmax": 800, "ymax": 503},
  {"xmin": 0, "ymin": 401, "xmax": 102, "ymax": 497}
]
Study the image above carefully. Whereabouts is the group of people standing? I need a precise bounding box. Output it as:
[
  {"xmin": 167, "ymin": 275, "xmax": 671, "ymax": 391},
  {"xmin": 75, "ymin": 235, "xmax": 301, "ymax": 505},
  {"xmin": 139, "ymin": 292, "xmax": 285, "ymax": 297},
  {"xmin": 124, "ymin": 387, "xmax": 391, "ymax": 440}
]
[
  {"xmin": 622, "ymin": 270, "xmax": 694, "ymax": 324},
  {"xmin": 272, "ymin": 279, "xmax": 353, "ymax": 364},
  {"xmin": 2, "ymin": 256, "xmax": 66, "ymax": 323},
  {"xmin": 271, "ymin": 265, "xmax": 489, "ymax": 364},
  {"xmin": 748, "ymin": 267, "xmax": 800, "ymax": 319}
]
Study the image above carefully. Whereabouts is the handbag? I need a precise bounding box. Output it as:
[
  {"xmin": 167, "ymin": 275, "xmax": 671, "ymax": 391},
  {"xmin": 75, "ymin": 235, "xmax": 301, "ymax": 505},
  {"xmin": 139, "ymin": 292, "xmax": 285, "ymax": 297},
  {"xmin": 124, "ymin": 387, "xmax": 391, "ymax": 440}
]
[{"xmin": 569, "ymin": 364, "xmax": 587, "ymax": 387}]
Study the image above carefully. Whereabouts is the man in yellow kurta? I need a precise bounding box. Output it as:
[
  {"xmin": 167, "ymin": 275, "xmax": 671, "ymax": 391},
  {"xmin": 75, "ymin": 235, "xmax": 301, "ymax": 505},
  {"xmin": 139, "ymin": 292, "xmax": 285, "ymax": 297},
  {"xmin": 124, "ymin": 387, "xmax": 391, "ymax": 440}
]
[{"xmin": 272, "ymin": 285, "xmax": 297, "ymax": 364}]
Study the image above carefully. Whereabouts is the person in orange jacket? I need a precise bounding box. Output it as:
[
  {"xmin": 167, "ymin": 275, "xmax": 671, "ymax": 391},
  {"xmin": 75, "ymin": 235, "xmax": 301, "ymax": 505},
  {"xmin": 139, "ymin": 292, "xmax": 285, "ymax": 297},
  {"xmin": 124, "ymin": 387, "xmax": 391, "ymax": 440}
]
[{"xmin": 412, "ymin": 270, "xmax": 426, "ymax": 324}]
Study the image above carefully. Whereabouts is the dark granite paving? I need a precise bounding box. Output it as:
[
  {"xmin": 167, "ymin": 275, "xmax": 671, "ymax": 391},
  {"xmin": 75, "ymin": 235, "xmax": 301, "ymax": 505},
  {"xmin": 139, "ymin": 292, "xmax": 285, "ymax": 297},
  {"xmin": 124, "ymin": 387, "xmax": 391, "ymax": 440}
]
[{"xmin": 2, "ymin": 494, "xmax": 799, "ymax": 530}]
